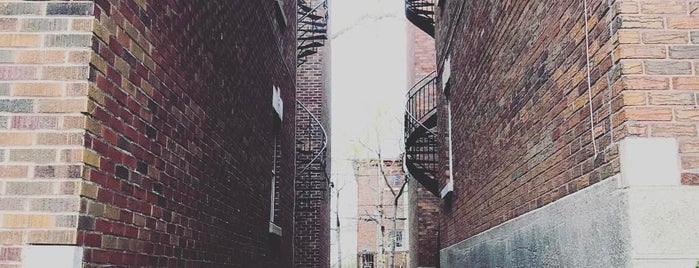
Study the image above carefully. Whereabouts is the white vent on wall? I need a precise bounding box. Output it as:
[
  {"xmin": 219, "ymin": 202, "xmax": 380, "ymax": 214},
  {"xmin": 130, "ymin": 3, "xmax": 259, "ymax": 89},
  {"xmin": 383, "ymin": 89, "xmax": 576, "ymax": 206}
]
[
  {"xmin": 441, "ymin": 56, "xmax": 451, "ymax": 91},
  {"xmin": 441, "ymin": 180, "xmax": 453, "ymax": 199},
  {"xmin": 272, "ymin": 86, "xmax": 283, "ymax": 120},
  {"xmin": 22, "ymin": 245, "xmax": 83, "ymax": 268},
  {"xmin": 269, "ymin": 222, "xmax": 282, "ymax": 236}
]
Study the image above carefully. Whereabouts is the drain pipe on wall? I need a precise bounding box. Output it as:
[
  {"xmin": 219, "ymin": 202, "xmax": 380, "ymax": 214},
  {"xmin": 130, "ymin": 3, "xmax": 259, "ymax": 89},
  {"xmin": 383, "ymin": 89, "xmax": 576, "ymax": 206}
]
[
  {"xmin": 441, "ymin": 57, "xmax": 454, "ymax": 199},
  {"xmin": 444, "ymin": 99, "xmax": 454, "ymax": 198}
]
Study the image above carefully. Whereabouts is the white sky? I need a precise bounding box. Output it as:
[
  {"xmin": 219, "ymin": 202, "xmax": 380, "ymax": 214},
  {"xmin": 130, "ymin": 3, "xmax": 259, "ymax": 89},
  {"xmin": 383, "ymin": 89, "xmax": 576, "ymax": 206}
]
[{"xmin": 329, "ymin": 0, "xmax": 408, "ymax": 267}]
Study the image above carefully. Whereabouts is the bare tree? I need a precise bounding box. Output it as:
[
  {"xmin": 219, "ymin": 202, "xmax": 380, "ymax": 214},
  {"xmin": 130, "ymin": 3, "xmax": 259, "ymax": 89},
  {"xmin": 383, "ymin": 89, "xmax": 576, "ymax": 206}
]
[{"xmin": 354, "ymin": 140, "xmax": 406, "ymax": 268}]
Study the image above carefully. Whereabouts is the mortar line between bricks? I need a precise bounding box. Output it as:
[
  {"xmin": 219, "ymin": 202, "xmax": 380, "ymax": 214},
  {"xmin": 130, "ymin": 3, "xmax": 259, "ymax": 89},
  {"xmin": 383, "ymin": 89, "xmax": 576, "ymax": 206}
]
[
  {"xmin": 0, "ymin": 81, "xmax": 89, "ymax": 84},
  {"xmin": 0, "ymin": 64, "xmax": 90, "ymax": 67},
  {"xmin": 0, "ymin": 48, "xmax": 91, "ymax": 51}
]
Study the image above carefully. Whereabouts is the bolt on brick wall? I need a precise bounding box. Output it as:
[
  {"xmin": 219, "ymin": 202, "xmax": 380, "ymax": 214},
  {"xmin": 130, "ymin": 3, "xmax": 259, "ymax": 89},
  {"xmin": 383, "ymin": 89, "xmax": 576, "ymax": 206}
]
[
  {"xmin": 433, "ymin": 0, "xmax": 699, "ymax": 250},
  {"xmin": 2, "ymin": 1, "xmax": 300, "ymax": 267},
  {"xmin": 0, "ymin": 1, "xmax": 94, "ymax": 267}
]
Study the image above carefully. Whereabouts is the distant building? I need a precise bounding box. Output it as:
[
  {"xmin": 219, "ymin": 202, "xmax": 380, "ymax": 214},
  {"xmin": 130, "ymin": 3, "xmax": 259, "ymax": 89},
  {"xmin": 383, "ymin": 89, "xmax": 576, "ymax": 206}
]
[
  {"xmin": 405, "ymin": 0, "xmax": 699, "ymax": 267},
  {"xmin": 354, "ymin": 159, "xmax": 409, "ymax": 268}
]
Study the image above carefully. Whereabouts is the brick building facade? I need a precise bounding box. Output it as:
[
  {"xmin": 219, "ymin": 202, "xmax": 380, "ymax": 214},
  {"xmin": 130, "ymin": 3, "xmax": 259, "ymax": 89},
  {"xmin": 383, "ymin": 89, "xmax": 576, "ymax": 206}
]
[
  {"xmin": 0, "ymin": 1, "xmax": 301, "ymax": 267},
  {"xmin": 295, "ymin": 0, "xmax": 332, "ymax": 267},
  {"xmin": 405, "ymin": 0, "xmax": 699, "ymax": 267},
  {"xmin": 354, "ymin": 159, "xmax": 408, "ymax": 268}
]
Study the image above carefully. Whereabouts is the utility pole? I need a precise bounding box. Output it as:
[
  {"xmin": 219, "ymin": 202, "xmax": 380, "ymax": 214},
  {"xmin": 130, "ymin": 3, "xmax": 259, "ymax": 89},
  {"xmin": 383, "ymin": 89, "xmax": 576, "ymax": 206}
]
[
  {"xmin": 389, "ymin": 178, "xmax": 407, "ymax": 268},
  {"xmin": 335, "ymin": 188, "xmax": 342, "ymax": 268},
  {"xmin": 375, "ymin": 160, "xmax": 385, "ymax": 268}
]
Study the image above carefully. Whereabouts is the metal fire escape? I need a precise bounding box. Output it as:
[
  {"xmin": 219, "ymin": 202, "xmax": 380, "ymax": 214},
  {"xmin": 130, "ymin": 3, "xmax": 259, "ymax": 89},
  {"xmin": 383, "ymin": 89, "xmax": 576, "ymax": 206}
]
[
  {"xmin": 297, "ymin": 0, "xmax": 328, "ymax": 67},
  {"xmin": 296, "ymin": 0, "xmax": 329, "ymax": 191},
  {"xmin": 404, "ymin": 72, "xmax": 440, "ymax": 196},
  {"xmin": 405, "ymin": 0, "xmax": 435, "ymax": 37},
  {"xmin": 404, "ymin": 0, "xmax": 439, "ymax": 196}
]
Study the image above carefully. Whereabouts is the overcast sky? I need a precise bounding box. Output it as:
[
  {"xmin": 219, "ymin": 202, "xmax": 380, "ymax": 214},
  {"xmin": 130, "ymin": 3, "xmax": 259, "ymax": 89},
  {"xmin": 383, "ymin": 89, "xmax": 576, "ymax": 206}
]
[{"xmin": 329, "ymin": 0, "xmax": 408, "ymax": 266}]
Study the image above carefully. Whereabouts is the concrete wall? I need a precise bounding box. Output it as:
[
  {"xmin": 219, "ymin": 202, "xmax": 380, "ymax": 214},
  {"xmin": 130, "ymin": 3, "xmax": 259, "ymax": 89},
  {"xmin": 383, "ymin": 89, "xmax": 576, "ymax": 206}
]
[
  {"xmin": 441, "ymin": 138, "xmax": 699, "ymax": 267},
  {"xmin": 441, "ymin": 175, "xmax": 630, "ymax": 268}
]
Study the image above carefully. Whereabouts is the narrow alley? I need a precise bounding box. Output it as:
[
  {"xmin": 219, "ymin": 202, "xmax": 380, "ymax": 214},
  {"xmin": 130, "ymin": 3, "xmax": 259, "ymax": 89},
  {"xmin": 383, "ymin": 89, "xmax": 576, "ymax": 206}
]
[{"xmin": 0, "ymin": 1, "xmax": 698, "ymax": 268}]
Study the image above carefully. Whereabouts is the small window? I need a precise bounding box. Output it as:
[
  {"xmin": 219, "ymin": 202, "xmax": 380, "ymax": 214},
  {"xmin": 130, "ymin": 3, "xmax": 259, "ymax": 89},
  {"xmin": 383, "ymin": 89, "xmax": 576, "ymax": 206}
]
[
  {"xmin": 389, "ymin": 230, "xmax": 404, "ymax": 248},
  {"xmin": 390, "ymin": 174, "xmax": 403, "ymax": 186},
  {"xmin": 360, "ymin": 253, "xmax": 374, "ymax": 268},
  {"xmin": 274, "ymin": 0, "xmax": 287, "ymax": 28},
  {"xmin": 270, "ymin": 118, "xmax": 282, "ymax": 225}
]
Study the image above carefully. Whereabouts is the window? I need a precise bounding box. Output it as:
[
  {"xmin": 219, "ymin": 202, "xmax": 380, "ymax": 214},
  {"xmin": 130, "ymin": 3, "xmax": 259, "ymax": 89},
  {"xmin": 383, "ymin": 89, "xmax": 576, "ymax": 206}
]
[
  {"xmin": 269, "ymin": 85, "xmax": 284, "ymax": 236},
  {"xmin": 360, "ymin": 253, "xmax": 374, "ymax": 268},
  {"xmin": 274, "ymin": 0, "xmax": 287, "ymax": 28},
  {"xmin": 271, "ymin": 120, "xmax": 281, "ymax": 220},
  {"xmin": 389, "ymin": 230, "xmax": 404, "ymax": 248},
  {"xmin": 389, "ymin": 174, "xmax": 402, "ymax": 186}
]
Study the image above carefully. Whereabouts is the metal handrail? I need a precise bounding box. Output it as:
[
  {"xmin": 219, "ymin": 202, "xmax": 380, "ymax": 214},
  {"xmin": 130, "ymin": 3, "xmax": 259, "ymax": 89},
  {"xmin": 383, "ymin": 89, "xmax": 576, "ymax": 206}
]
[
  {"xmin": 298, "ymin": 1, "xmax": 326, "ymax": 23},
  {"xmin": 297, "ymin": 0, "xmax": 328, "ymax": 66},
  {"xmin": 296, "ymin": 99, "xmax": 328, "ymax": 177},
  {"xmin": 404, "ymin": 0, "xmax": 435, "ymax": 37},
  {"xmin": 405, "ymin": 71, "xmax": 437, "ymax": 137}
]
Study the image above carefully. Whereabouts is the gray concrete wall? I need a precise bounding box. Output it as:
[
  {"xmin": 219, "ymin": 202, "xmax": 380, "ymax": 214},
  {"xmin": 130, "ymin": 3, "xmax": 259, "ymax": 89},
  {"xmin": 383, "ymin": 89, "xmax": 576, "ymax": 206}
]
[
  {"xmin": 441, "ymin": 138, "xmax": 699, "ymax": 268},
  {"xmin": 441, "ymin": 176, "xmax": 631, "ymax": 268}
]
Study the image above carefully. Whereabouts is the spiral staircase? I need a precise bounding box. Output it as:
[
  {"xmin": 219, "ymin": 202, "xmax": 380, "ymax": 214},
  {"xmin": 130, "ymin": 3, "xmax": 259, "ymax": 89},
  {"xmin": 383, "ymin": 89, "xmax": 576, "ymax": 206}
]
[
  {"xmin": 404, "ymin": 0, "xmax": 439, "ymax": 196},
  {"xmin": 405, "ymin": 0, "xmax": 435, "ymax": 37},
  {"xmin": 297, "ymin": 0, "xmax": 328, "ymax": 67},
  {"xmin": 404, "ymin": 72, "xmax": 440, "ymax": 196}
]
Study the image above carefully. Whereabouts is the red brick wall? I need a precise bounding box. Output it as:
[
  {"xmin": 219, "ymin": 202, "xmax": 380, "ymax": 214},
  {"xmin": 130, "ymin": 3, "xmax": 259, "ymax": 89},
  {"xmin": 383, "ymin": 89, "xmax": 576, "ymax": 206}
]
[
  {"xmin": 408, "ymin": 25, "xmax": 437, "ymax": 84},
  {"xmin": 84, "ymin": 1, "xmax": 298, "ymax": 266},
  {"xmin": 434, "ymin": 0, "xmax": 618, "ymax": 247},
  {"xmin": 434, "ymin": 0, "xmax": 699, "ymax": 250},
  {"xmin": 406, "ymin": 24, "xmax": 440, "ymax": 268},
  {"xmin": 1, "ymin": 1, "xmax": 299, "ymax": 267},
  {"xmin": 295, "ymin": 45, "xmax": 331, "ymax": 267}
]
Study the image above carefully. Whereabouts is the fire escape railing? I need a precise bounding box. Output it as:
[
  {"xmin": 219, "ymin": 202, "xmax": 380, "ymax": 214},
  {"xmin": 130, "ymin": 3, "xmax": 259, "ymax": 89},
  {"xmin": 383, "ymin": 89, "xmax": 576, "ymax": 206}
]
[
  {"xmin": 404, "ymin": 71, "xmax": 440, "ymax": 196},
  {"xmin": 297, "ymin": 0, "xmax": 328, "ymax": 67},
  {"xmin": 405, "ymin": 0, "xmax": 435, "ymax": 37},
  {"xmin": 296, "ymin": 100, "xmax": 329, "ymax": 188}
]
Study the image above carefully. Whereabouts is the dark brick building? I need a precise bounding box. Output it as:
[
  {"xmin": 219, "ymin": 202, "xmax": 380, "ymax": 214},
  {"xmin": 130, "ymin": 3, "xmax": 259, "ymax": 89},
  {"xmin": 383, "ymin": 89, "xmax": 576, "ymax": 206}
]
[
  {"xmin": 0, "ymin": 1, "xmax": 317, "ymax": 267},
  {"xmin": 405, "ymin": 0, "xmax": 699, "ymax": 267}
]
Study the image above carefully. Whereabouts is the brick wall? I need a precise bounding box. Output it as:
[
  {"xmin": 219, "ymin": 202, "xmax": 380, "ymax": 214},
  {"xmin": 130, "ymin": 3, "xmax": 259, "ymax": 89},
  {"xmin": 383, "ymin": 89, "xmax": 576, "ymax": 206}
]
[
  {"xmin": 612, "ymin": 1, "xmax": 699, "ymax": 184},
  {"xmin": 434, "ymin": 0, "xmax": 699, "ymax": 250},
  {"xmin": 406, "ymin": 24, "xmax": 440, "ymax": 268},
  {"xmin": 296, "ymin": 45, "xmax": 331, "ymax": 267},
  {"xmin": 0, "ymin": 2, "xmax": 94, "ymax": 267},
  {"xmin": 1, "ymin": 1, "xmax": 299, "ymax": 267}
]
